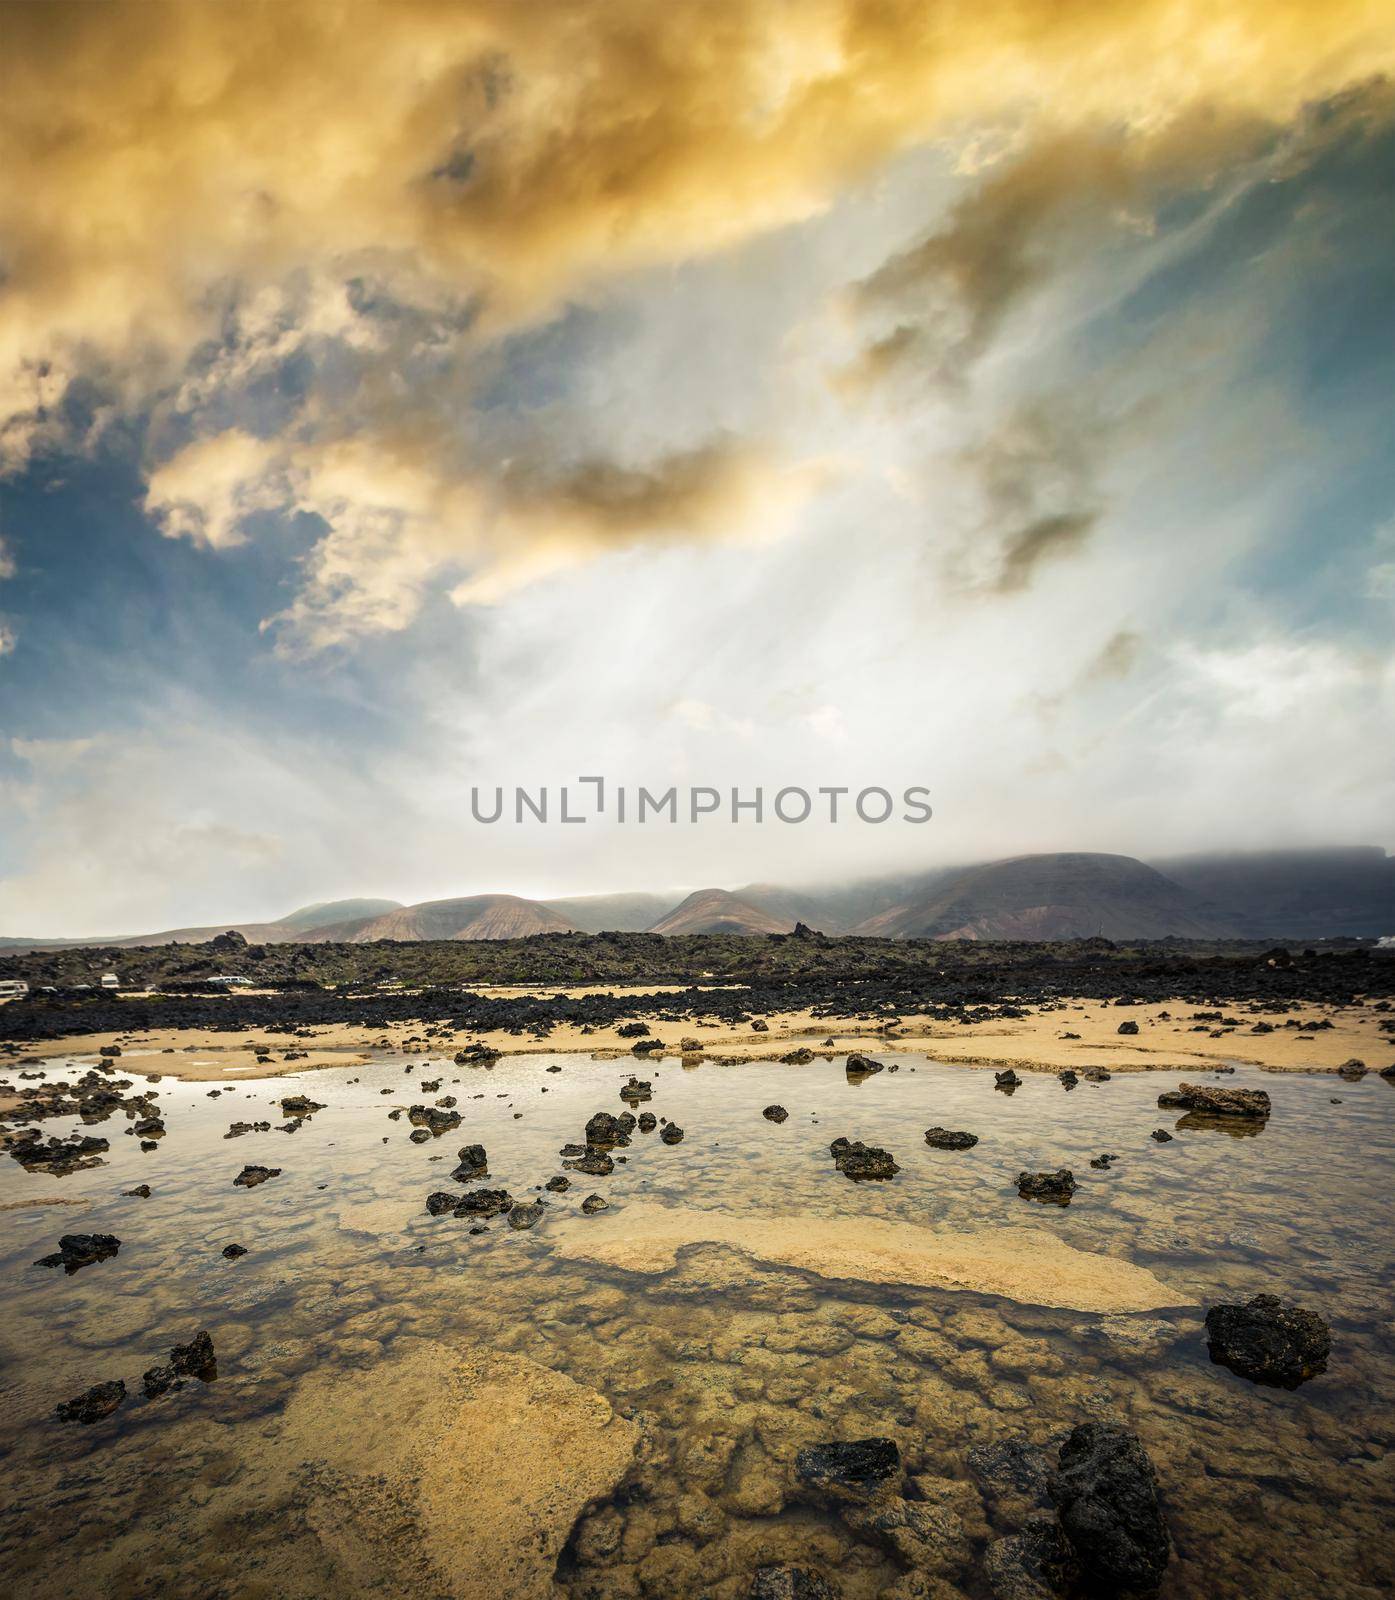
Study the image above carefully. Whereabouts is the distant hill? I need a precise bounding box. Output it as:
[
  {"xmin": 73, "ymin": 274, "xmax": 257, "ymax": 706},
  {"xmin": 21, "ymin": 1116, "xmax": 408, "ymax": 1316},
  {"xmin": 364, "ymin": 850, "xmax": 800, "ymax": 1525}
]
[
  {"xmin": 853, "ymin": 852, "xmax": 1238, "ymax": 941},
  {"xmin": 273, "ymin": 898, "xmax": 402, "ymax": 932},
  {"xmin": 347, "ymin": 894, "xmax": 580, "ymax": 942},
  {"xmin": 647, "ymin": 888, "xmax": 793, "ymax": 936},
  {"xmin": 1152, "ymin": 847, "xmax": 1395, "ymax": 939},
  {"xmin": 542, "ymin": 892, "xmax": 677, "ymax": 933}
]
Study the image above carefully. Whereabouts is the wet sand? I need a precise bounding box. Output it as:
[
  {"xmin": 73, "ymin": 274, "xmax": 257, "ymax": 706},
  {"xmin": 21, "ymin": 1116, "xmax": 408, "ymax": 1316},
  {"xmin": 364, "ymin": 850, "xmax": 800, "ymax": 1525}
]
[{"xmin": 14, "ymin": 992, "xmax": 1388, "ymax": 1082}]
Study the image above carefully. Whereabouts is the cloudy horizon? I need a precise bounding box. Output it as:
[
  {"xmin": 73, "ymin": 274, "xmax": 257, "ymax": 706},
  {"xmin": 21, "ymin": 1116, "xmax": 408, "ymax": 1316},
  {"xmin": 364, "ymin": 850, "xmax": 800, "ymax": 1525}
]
[{"xmin": 2, "ymin": 1, "xmax": 1394, "ymax": 936}]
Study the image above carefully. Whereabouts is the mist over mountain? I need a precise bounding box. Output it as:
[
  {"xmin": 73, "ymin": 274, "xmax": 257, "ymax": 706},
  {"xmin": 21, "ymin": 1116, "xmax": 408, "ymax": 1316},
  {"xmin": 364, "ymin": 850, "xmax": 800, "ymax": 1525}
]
[{"xmin": 2, "ymin": 847, "xmax": 1391, "ymax": 951}]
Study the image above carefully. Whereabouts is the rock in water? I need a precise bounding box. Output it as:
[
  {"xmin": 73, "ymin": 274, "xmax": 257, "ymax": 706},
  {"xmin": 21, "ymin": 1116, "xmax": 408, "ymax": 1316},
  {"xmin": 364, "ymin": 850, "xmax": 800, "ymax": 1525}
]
[
  {"xmin": 830, "ymin": 1137, "xmax": 898, "ymax": 1180},
  {"xmin": 233, "ymin": 1164, "xmax": 281, "ymax": 1187},
  {"xmin": 580, "ymin": 1194, "xmax": 609, "ymax": 1214},
  {"xmin": 1017, "ymin": 1170, "xmax": 1076, "ymax": 1203},
  {"xmin": 1050, "ymin": 1422, "xmax": 1169, "ymax": 1594},
  {"xmin": 1156, "ymin": 1083, "xmax": 1270, "ymax": 1119},
  {"xmin": 660, "ymin": 1123, "xmax": 685, "ymax": 1145},
  {"xmin": 748, "ymin": 1566, "xmax": 836, "ymax": 1599},
  {"xmin": 33, "ymin": 1232, "xmax": 121, "ymax": 1273},
  {"xmin": 845, "ymin": 1053, "xmax": 883, "ymax": 1078},
  {"xmin": 507, "ymin": 1201, "xmax": 544, "ymax": 1230},
  {"xmin": 995, "ymin": 1069, "xmax": 1021, "ymax": 1092},
  {"xmin": 56, "ymin": 1379, "xmax": 126, "ymax": 1424},
  {"xmin": 924, "ymin": 1127, "xmax": 978, "ymax": 1150},
  {"xmin": 451, "ymin": 1144, "xmax": 489, "ymax": 1180},
  {"xmin": 795, "ymin": 1437, "xmax": 900, "ymax": 1501},
  {"xmin": 763, "ymin": 1105, "xmax": 789, "ymax": 1123},
  {"xmin": 1204, "ymin": 1294, "xmax": 1330, "ymax": 1388}
]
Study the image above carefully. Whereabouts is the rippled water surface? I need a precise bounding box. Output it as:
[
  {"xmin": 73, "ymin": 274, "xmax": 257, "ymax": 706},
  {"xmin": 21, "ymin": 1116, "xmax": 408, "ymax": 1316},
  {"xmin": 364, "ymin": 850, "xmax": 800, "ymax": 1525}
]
[{"xmin": 2, "ymin": 1043, "xmax": 1393, "ymax": 1600}]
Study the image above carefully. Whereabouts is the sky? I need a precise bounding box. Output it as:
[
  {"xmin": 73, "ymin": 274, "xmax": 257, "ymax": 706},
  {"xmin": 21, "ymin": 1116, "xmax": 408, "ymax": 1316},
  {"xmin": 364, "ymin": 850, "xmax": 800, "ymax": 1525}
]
[{"xmin": 1, "ymin": 0, "xmax": 1394, "ymax": 934}]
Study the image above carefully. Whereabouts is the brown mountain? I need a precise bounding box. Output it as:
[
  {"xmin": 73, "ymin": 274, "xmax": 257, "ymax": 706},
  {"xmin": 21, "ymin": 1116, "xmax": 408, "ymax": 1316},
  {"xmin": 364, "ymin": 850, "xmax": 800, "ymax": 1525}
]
[
  {"xmin": 646, "ymin": 888, "xmax": 794, "ymax": 936},
  {"xmin": 542, "ymin": 892, "xmax": 678, "ymax": 933},
  {"xmin": 348, "ymin": 895, "xmax": 580, "ymax": 942},
  {"xmin": 853, "ymin": 852, "xmax": 1238, "ymax": 941}
]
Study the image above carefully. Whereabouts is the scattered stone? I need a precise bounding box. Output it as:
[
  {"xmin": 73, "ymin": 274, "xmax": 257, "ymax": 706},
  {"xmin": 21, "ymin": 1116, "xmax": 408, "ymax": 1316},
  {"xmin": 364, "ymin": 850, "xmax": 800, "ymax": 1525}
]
[
  {"xmin": 407, "ymin": 1104, "xmax": 461, "ymax": 1136},
  {"xmin": 1336, "ymin": 1058, "xmax": 1367, "ymax": 1079},
  {"xmin": 1049, "ymin": 1422, "xmax": 1169, "ymax": 1594},
  {"xmin": 280, "ymin": 1094, "xmax": 324, "ymax": 1117},
  {"xmin": 233, "ymin": 1165, "xmax": 281, "ymax": 1188},
  {"xmin": 426, "ymin": 1191, "xmax": 460, "ymax": 1216},
  {"xmin": 124, "ymin": 1183, "xmax": 151, "ymax": 1197},
  {"xmin": 1117, "ymin": 1020, "xmax": 1140, "ymax": 1035},
  {"xmin": 1204, "ymin": 1293, "xmax": 1331, "ymax": 1388},
  {"xmin": 619, "ymin": 1076, "xmax": 652, "ymax": 1104},
  {"xmin": 1017, "ymin": 1170, "xmax": 1076, "ymax": 1203},
  {"xmin": 830, "ymin": 1137, "xmax": 898, "ymax": 1181},
  {"xmin": 763, "ymin": 1104, "xmax": 789, "ymax": 1123},
  {"xmin": 1150, "ymin": 1130, "xmax": 1173, "ymax": 1143},
  {"xmin": 782, "ymin": 1047, "xmax": 815, "ymax": 1064},
  {"xmin": 7, "ymin": 1131, "xmax": 109, "ymax": 1176},
  {"xmin": 616, "ymin": 1022, "xmax": 650, "ymax": 1038},
  {"xmin": 796, "ymin": 1437, "xmax": 901, "ymax": 1501},
  {"xmin": 222, "ymin": 1243, "xmax": 248, "ymax": 1259},
  {"xmin": 56, "ymin": 1379, "xmax": 126, "ymax": 1424},
  {"xmin": 1082, "ymin": 1067, "xmax": 1112, "ymax": 1082},
  {"xmin": 751, "ymin": 1020, "xmax": 770, "ymax": 1032},
  {"xmin": 1089, "ymin": 1153, "xmax": 1119, "ymax": 1170},
  {"xmin": 565, "ymin": 1150, "xmax": 615, "ymax": 1176},
  {"xmin": 585, "ymin": 1111, "xmax": 632, "ymax": 1148},
  {"xmin": 455, "ymin": 1188, "xmax": 514, "ymax": 1219},
  {"xmin": 660, "ymin": 1123, "xmax": 685, "ymax": 1145},
  {"xmin": 637, "ymin": 1112, "xmax": 657, "ymax": 1132},
  {"xmin": 983, "ymin": 1515, "xmax": 1077, "ymax": 1600},
  {"xmin": 409, "ymin": 1128, "xmax": 432, "ymax": 1144},
  {"xmin": 225, "ymin": 1120, "xmax": 271, "ymax": 1138},
  {"xmin": 995, "ymin": 1069, "xmax": 1021, "ymax": 1091},
  {"xmin": 544, "ymin": 1175, "xmax": 570, "ymax": 1192},
  {"xmin": 34, "ymin": 1232, "xmax": 121, "ymax": 1273},
  {"xmin": 508, "ymin": 1200, "xmax": 545, "ymax": 1230},
  {"xmin": 581, "ymin": 1194, "xmax": 609, "ymax": 1214},
  {"xmin": 845, "ymin": 1053, "xmax": 883, "ymax": 1078},
  {"xmin": 454, "ymin": 1044, "xmax": 501, "ymax": 1066},
  {"xmin": 924, "ymin": 1127, "xmax": 978, "ymax": 1150},
  {"xmin": 1157, "ymin": 1083, "xmax": 1271, "ymax": 1120},
  {"xmin": 1058, "ymin": 1069, "xmax": 1078, "ymax": 1088}
]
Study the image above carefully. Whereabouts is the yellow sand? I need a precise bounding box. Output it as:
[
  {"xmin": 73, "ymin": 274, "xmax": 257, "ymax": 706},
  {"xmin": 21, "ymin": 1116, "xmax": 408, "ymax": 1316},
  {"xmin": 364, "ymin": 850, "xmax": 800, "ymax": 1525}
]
[
  {"xmin": 554, "ymin": 1203, "xmax": 1187, "ymax": 1314},
  {"xmin": 271, "ymin": 1343, "xmax": 639, "ymax": 1599},
  {"xmin": 12, "ymin": 994, "xmax": 1386, "ymax": 1081}
]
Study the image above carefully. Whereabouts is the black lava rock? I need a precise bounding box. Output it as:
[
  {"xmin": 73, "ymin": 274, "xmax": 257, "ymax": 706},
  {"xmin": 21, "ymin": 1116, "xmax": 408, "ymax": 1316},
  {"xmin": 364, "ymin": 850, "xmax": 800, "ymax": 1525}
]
[
  {"xmin": 1204, "ymin": 1294, "xmax": 1331, "ymax": 1388},
  {"xmin": 660, "ymin": 1123, "xmax": 685, "ymax": 1145},
  {"xmin": 1017, "ymin": 1169, "xmax": 1077, "ymax": 1203},
  {"xmin": 233, "ymin": 1164, "xmax": 280, "ymax": 1188},
  {"xmin": 830, "ymin": 1137, "xmax": 898, "ymax": 1180},
  {"xmin": 1049, "ymin": 1422, "xmax": 1169, "ymax": 1594},
  {"xmin": 748, "ymin": 1566, "xmax": 836, "ymax": 1599},
  {"xmin": 34, "ymin": 1233, "xmax": 121, "ymax": 1274},
  {"xmin": 222, "ymin": 1243, "xmax": 248, "ymax": 1259},
  {"xmin": 56, "ymin": 1379, "xmax": 126, "ymax": 1424},
  {"xmin": 763, "ymin": 1105, "xmax": 789, "ymax": 1123},
  {"xmin": 924, "ymin": 1126, "xmax": 978, "ymax": 1150},
  {"xmin": 796, "ymin": 1437, "xmax": 901, "ymax": 1500}
]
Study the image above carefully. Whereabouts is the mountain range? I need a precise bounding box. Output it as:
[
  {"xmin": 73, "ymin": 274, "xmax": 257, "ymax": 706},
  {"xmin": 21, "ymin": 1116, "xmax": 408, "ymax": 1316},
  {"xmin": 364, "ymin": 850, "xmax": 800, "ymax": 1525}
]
[{"xmin": 2, "ymin": 847, "xmax": 1391, "ymax": 950}]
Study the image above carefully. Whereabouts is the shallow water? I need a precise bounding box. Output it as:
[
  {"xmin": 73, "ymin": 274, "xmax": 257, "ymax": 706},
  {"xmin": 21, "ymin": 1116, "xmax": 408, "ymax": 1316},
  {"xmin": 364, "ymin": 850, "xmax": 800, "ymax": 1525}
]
[{"xmin": 1, "ymin": 1044, "xmax": 1393, "ymax": 1599}]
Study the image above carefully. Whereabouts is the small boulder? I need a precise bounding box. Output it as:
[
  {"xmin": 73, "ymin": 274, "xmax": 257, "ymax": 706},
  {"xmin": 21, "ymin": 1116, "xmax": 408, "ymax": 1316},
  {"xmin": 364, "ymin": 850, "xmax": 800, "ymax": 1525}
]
[
  {"xmin": 1017, "ymin": 1170, "xmax": 1076, "ymax": 1203},
  {"xmin": 233, "ymin": 1164, "xmax": 280, "ymax": 1188},
  {"xmin": 660, "ymin": 1123, "xmax": 685, "ymax": 1145},
  {"xmin": 1204, "ymin": 1293, "xmax": 1330, "ymax": 1388},
  {"xmin": 1049, "ymin": 1422, "xmax": 1169, "ymax": 1594},
  {"xmin": 795, "ymin": 1437, "xmax": 900, "ymax": 1501},
  {"xmin": 763, "ymin": 1105, "xmax": 789, "ymax": 1124},
  {"xmin": 56, "ymin": 1379, "xmax": 126, "ymax": 1424},
  {"xmin": 924, "ymin": 1127, "xmax": 977, "ymax": 1150},
  {"xmin": 508, "ymin": 1200, "xmax": 545, "ymax": 1230},
  {"xmin": 580, "ymin": 1194, "xmax": 609, "ymax": 1214},
  {"xmin": 830, "ymin": 1137, "xmax": 898, "ymax": 1181},
  {"xmin": 1157, "ymin": 1083, "xmax": 1270, "ymax": 1119}
]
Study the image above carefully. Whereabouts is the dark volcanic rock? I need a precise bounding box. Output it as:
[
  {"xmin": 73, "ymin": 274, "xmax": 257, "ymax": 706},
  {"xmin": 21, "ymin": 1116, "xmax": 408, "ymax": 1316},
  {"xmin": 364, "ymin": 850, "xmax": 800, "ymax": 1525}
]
[
  {"xmin": 830, "ymin": 1137, "xmax": 898, "ymax": 1180},
  {"xmin": 1157, "ymin": 1083, "xmax": 1270, "ymax": 1119},
  {"xmin": 455, "ymin": 1187, "xmax": 514, "ymax": 1218},
  {"xmin": 565, "ymin": 1149, "xmax": 615, "ymax": 1176},
  {"xmin": 1117, "ymin": 1020, "xmax": 1140, "ymax": 1035},
  {"xmin": 407, "ymin": 1104, "xmax": 462, "ymax": 1136},
  {"xmin": 507, "ymin": 1200, "xmax": 545, "ymax": 1229},
  {"xmin": 544, "ymin": 1175, "xmax": 570, "ymax": 1192},
  {"xmin": 170, "ymin": 1329, "xmax": 216, "ymax": 1378},
  {"xmin": 233, "ymin": 1164, "xmax": 280, "ymax": 1187},
  {"xmin": 619, "ymin": 1076, "xmax": 653, "ymax": 1104},
  {"xmin": 924, "ymin": 1126, "xmax": 978, "ymax": 1150},
  {"xmin": 995, "ymin": 1069, "xmax": 1021, "ymax": 1091},
  {"xmin": 1049, "ymin": 1422, "xmax": 1169, "ymax": 1594},
  {"xmin": 1150, "ymin": 1130, "xmax": 1173, "ymax": 1143},
  {"xmin": 795, "ymin": 1437, "xmax": 901, "ymax": 1500},
  {"xmin": 34, "ymin": 1232, "xmax": 121, "ymax": 1273},
  {"xmin": 451, "ymin": 1143, "xmax": 489, "ymax": 1180},
  {"xmin": 782, "ymin": 1048, "xmax": 815, "ymax": 1064},
  {"xmin": 660, "ymin": 1123, "xmax": 685, "ymax": 1145},
  {"xmin": 762, "ymin": 1104, "xmax": 789, "ymax": 1123},
  {"xmin": 581, "ymin": 1194, "xmax": 609, "ymax": 1214},
  {"xmin": 454, "ymin": 1043, "xmax": 501, "ymax": 1065},
  {"xmin": 637, "ymin": 1111, "xmax": 657, "ymax": 1132},
  {"xmin": 845, "ymin": 1053, "xmax": 883, "ymax": 1078},
  {"xmin": 7, "ymin": 1130, "xmax": 109, "ymax": 1176},
  {"xmin": 584, "ymin": 1111, "xmax": 632, "ymax": 1148},
  {"xmin": 1017, "ymin": 1169, "xmax": 1077, "ymax": 1203},
  {"xmin": 1058, "ymin": 1069, "xmax": 1079, "ymax": 1088},
  {"xmin": 983, "ymin": 1515, "xmax": 1077, "ymax": 1600},
  {"xmin": 426, "ymin": 1191, "xmax": 460, "ymax": 1216},
  {"xmin": 1204, "ymin": 1294, "xmax": 1331, "ymax": 1388},
  {"xmin": 748, "ymin": 1566, "xmax": 836, "ymax": 1600},
  {"xmin": 56, "ymin": 1379, "xmax": 126, "ymax": 1424},
  {"xmin": 280, "ymin": 1094, "xmax": 324, "ymax": 1117},
  {"xmin": 125, "ymin": 1183, "xmax": 152, "ymax": 1197},
  {"xmin": 222, "ymin": 1243, "xmax": 248, "ymax": 1259}
]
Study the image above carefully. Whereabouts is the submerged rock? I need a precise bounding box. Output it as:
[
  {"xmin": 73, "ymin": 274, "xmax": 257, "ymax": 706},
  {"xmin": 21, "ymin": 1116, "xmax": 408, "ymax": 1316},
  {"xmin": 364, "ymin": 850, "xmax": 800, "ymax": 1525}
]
[
  {"xmin": 983, "ymin": 1515, "xmax": 1077, "ymax": 1600},
  {"xmin": 124, "ymin": 1183, "xmax": 151, "ymax": 1197},
  {"xmin": 619, "ymin": 1077, "xmax": 652, "ymax": 1105},
  {"xmin": 1157, "ymin": 1083, "xmax": 1270, "ymax": 1120},
  {"xmin": 34, "ymin": 1232, "xmax": 121, "ymax": 1273},
  {"xmin": 233, "ymin": 1164, "xmax": 281, "ymax": 1188},
  {"xmin": 830, "ymin": 1137, "xmax": 898, "ymax": 1180},
  {"xmin": 748, "ymin": 1566, "xmax": 836, "ymax": 1599},
  {"xmin": 565, "ymin": 1149, "xmax": 615, "ymax": 1176},
  {"xmin": 1204, "ymin": 1293, "xmax": 1330, "ymax": 1388},
  {"xmin": 7, "ymin": 1131, "xmax": 109, "ymax": 1176},
  {"xmin": 924, "ymin": 1127, "xmax": 978, "ymax": 1150},
  {"xmin": 795, "ymin": 1437, "xmax": 900, "ymax": 1500},
  {"xmin": 1058, "ymin": 1069, "xmax": 1078, "ymax": 1089},
  {"xmin": 1017, "ymin": 1170, "xmax": 1076, "ymax": 1203},
  {"xmin": 56, "ymin": 1379, "xmax": 126, "ymax": 1424},
  {"xmin": 507, "ymin": 1200, "xmax": 545, "ymax": 1230},
  {"xmin": 1049, "ymin": 1422, "xmax": 1169, "ymax": 1594}
]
